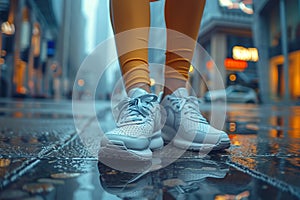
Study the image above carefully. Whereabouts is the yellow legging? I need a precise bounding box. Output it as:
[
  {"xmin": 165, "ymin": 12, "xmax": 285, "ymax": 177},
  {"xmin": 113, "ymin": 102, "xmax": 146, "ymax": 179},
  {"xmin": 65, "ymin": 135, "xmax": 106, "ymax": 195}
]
[{"xmin": 110, "ymin": 0, "xmax": 206, "ymax": 93}]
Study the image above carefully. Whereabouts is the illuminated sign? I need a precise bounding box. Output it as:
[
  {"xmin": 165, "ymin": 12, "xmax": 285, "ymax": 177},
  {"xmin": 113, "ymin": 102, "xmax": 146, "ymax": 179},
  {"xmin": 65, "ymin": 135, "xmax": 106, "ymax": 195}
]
[
  {"xmin": 218, "ymin": 0, "xmax": 253, "ymax": 14},
  {"xmin": 224, "ymin": 58, "xmax": 248, "ymax": 71},
  {"xmin": 232, "ymin": 46, "xmax": 259, "ymax": 62}
]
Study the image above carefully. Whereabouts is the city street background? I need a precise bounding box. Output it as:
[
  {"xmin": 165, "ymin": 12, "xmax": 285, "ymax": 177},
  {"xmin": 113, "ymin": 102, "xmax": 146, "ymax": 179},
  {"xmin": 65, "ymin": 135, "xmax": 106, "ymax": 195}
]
[{"xmin": 0, "ymin": 0, "xmax": 300, "ymax": 199}]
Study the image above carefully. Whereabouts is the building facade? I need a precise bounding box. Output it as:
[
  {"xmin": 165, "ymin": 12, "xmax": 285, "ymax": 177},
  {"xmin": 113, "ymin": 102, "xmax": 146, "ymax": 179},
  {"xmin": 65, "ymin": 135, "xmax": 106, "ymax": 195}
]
[
  {"xmin": 191, "ymin": 0, "xmax": 257, "ymax": 97},
  {"xmin": 0, "ymin": 0, "xmax": 59, "ymax": 98},
  {"xmin": 253, "ymin": 0, "xmax": 300, "ymax": 103},
  {"xmin": 0, "ymin": 0, "xmax": 86, "ymax": 99},
  {"xmin": 0, "ymin": 0, "xmax": 10, "ymax": 97},
  {"xmin": 58, "ymin": 0, "xmax": 86, "ymax": 99}
]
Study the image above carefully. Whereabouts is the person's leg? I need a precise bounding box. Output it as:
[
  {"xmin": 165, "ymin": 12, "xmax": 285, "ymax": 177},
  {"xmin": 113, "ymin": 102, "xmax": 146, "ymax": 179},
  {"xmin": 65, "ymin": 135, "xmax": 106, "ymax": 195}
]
[
  {"xmin": 161, "ymin": 0, "xmax": 230, "ymax": 151},
  {"xmin": 164, "ymin": 0, "xmax": 206, "ymax": 96},
  {"xmin": 110, "ymin": 0, "xmax": 151, "ymax": 93},
  {"xmin": 99, "ymin": 1, "xmax": 163, "ymax": 165}
]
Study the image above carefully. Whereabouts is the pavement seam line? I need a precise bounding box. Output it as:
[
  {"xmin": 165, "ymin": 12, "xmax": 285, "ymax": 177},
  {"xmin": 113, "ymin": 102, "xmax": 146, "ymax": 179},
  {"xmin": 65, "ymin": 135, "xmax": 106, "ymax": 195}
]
[
  {"xmin": 0, "ymin": 114, "xmax": 98, "ymax": 190},
  {"xmin": 0, "ymin": 159, "xmax": 40, "ymax": 189}
]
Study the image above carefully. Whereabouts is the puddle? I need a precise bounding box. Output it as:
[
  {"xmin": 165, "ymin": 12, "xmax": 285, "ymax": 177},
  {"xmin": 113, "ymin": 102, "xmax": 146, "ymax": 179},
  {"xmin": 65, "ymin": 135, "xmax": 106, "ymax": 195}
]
[{"xmin": 3, "ymin": 157, "xmax": 297, "ymax": 200}]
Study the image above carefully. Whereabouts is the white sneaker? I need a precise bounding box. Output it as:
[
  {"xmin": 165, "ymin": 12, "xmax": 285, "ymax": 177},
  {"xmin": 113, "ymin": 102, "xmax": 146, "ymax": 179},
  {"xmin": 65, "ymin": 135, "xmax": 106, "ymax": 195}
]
[
  {"xmin": 161, "ymin": 88, "xmax": 230, "ymax": 151},
  {"xmin": 100, "ymin": 88, "xmax": 163, "ymax": 160}
]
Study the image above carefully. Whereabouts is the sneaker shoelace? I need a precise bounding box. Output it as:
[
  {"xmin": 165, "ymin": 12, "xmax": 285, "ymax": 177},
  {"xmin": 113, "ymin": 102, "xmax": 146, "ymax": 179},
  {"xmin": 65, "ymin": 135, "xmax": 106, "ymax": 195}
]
[
  {"xmin": 168, "ymin": 95, "xmax": 208, "ymax": 124},
  {"xmin": 117, "ymin": 94, "xmax": 158, "ymax": 126}
]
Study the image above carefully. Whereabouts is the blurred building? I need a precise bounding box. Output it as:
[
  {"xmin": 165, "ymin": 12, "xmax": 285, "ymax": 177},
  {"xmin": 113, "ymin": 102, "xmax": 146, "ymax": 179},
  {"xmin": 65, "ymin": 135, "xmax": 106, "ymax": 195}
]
[
  {"xmin": 93, "ymin": 0, "xmax": 120, "ymax": 100},
  {"xmin": 0, "ymin": 0, "xmax": 59, "ymax": 98},
  {"xmin": 191, "ymin": 0, "xmax": 257, "ymax": 97},
  {"xmin": 253, "ymin": 0, "xmax": 300, "ymax": 103},
  {"xmin": 56, "ymin": 0, "xmax": 86, "ymax": 99},
  {"xmin": 0, "ymin": 0, "xmax": 10, "ymax": 97},
  {"xmin": 0, "ymin": 0, "xmax": 86, "ymax": 99}
]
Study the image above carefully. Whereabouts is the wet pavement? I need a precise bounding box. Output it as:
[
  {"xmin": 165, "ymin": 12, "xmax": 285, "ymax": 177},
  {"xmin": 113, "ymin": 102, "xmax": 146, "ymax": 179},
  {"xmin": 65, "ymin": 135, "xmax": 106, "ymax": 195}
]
[{"xmin": 0, "ymin": 99, "xmax": 300, "ymax": 199}]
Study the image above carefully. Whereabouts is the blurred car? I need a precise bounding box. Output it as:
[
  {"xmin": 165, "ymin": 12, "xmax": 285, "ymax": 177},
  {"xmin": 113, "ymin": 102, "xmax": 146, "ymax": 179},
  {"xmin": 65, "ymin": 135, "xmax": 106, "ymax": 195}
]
[{"xmin": 204, "ymin": 85, "xmax": 258, "ymax": 104}]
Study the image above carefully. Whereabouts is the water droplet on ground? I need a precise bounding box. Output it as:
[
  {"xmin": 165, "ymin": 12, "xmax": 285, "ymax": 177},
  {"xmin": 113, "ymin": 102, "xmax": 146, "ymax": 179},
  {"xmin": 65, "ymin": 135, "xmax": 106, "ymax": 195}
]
[{"xmin": 50, "ymin": 172, "xmax": 80, "ymax": 179}]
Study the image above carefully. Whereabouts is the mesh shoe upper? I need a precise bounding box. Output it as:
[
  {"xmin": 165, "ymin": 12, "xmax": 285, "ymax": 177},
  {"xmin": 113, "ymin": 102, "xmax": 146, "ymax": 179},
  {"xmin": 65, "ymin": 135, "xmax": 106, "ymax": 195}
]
[
  {"xmin": 110, "ymin": 93, "xmax": 160, "ymax": 138},
  {"xmin": 161, "ymin": 88, "xmax": 230, "ymax": 149},
  {"xmin": 103, "ymin": 88, "xmax": 162, "ymax": 152}
]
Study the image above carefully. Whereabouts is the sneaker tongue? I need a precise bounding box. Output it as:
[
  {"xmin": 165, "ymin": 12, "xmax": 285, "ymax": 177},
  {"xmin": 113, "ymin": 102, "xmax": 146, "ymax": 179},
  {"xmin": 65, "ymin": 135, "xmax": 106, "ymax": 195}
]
[
  {"xmin": 128, "ymin": 88, "xmax": 149, "ymax": 98},
  {"xmin": 172, "ymin": 88, "xmax": 188, "ymax": 98}
]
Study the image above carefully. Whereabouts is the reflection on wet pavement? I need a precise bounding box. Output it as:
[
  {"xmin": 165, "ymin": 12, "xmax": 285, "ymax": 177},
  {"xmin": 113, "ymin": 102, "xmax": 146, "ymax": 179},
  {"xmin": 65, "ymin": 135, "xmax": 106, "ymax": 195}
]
[
  {"xmin": 97, "ymin": 156, "xmax": 296, "ymax": 200},
  {"xmin": 1, "ymin": 100, "xmax": 300, "ymax": 199},
  {"xmin": 1, "ymin": 156, "xmax": 297, "ymax": 200},
  {"xmin": 99, "ymin": 157, "xmax": 229, "ymax": 199},
  {"xmin": 225, "ymin": 104, "xmax": 300, "ymax": 198}
]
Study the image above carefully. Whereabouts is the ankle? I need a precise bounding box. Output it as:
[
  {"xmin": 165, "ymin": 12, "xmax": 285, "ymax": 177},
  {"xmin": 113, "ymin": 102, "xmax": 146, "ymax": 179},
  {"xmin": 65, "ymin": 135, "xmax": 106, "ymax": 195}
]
[
  {"xmin": 163, "ymin": 79, "xmax": 186, "ymax": 98},
  {"xmin": 127, "ymin": 83, "xmax": 151, "ymax": 94}
]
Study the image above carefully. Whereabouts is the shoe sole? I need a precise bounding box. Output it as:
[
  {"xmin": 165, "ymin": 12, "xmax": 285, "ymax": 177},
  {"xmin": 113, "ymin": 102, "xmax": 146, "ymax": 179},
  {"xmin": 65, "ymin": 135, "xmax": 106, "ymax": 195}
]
[
  {"xmin": 173, "ymin": 137, "xmax": 230, "ymax": 151},
  {"xmin": 162, "ymin": 126, "xmax": 230, "ymax": 151},
  {"xmin": 99, "ymin": 146, "xmax": 163, "ymax": 173},
  {"xmin": 98, "ymin": 144, "xmax": 152, "ymax": 173},
  {"xmin": 149, "ymin": 131, "xmax": 164, "ymax": 150},
  {"xmin": 99, "ymin": 131, "xmax": 163, "ymax": 160},
  {"xmin": 99, "ymin": 139, "xmax": 152, "ymax": 159}
]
